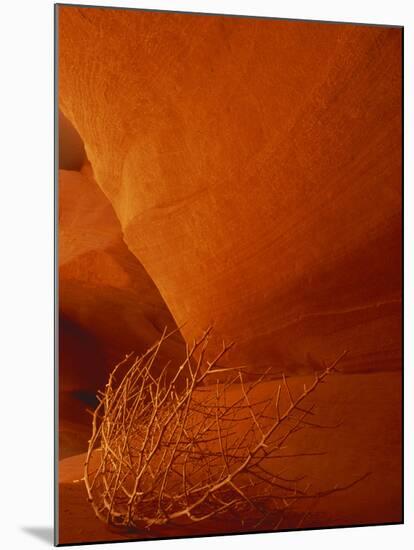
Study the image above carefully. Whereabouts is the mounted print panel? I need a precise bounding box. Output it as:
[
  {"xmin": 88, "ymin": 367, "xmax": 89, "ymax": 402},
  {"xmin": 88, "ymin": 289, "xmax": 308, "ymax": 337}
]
[{"xmin": 55, "ymin": 4, "xmax": 403, "ymax": 546}]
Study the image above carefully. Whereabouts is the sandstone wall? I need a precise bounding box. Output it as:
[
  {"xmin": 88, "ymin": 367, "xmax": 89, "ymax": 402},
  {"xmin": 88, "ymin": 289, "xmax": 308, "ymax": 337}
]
[{"xmin": 58, "ymin": 7, "xmax": 402, "ymax": 374}]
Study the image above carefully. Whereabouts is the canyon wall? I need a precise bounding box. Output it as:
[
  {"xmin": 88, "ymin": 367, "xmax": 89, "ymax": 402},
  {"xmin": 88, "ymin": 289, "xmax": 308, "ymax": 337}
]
[
  {"xmin": 58, "ymin": 7, "xmax": 402, "ymax": 374},
  {"xmin": 58, "ymin": 162, "xmax": 186, "ymax": 456},
  {"xmin": 59, "ymin": 163, "xmax": 186, "ymax": 390}
]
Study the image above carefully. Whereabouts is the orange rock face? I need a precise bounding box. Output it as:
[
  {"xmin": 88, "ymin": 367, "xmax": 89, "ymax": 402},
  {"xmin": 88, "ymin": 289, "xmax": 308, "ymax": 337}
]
[
  {"xmin": 58, "ymin": 161, "xmax": 186, "ymax": 456},
  {"xmin": 59, "ymin": 110, "xmax": 85, "ymax": 170},
  {"xmin": 58, "ymin": 7, "xmax": 402, "ymax": 374},
  {"xmin": 59, "ymin": 164, "xmax": 186, "ymax": 389},
  {"xmin": 56, "ymin": 6, "xmax": 402, "ymax": 542}
]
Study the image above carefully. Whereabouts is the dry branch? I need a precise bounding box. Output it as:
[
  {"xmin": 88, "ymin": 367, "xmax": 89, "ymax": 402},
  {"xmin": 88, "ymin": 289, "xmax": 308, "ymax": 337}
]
[{"xmin": 83, "ymin": 328, "xmax": 364, "ymax": 532}]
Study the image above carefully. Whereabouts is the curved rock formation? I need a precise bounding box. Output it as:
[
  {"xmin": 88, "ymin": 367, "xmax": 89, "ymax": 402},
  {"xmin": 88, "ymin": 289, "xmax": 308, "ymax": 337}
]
[
  {"xmin": 59, "ymin": 163, "xmax": 186, "ymax": 385},
  {"xmin": 59, "ymin": 110, "xmax": 86, "ymax": 170},
  {"xmin": 58, "ymin": 6, "xmax": 402, "ymax": 374},
  {"xmin": 58, "ymin": 163, "xmax": 187, "ymax": 456}
]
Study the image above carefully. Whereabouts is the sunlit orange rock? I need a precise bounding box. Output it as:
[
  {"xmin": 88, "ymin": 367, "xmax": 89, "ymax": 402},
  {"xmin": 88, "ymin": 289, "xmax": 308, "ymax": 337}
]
[{"xmin": 58, "ymin": 7, "xmax": 402, "ymax": 374}]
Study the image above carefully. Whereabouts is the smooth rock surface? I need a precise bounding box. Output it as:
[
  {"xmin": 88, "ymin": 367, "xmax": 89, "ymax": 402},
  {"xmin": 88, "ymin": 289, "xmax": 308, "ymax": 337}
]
[
  {"xmin": 58, "ymin": 6, "xmax": 402, "ymax": 373},
  {"xmin": 58, "ymin": 164, "xmax": 186, "ymax": 456}
]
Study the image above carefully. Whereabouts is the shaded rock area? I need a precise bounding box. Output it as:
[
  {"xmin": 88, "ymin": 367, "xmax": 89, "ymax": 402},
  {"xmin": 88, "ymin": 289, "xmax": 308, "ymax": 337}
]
[
  {"xmin": 58, "ymin": 159, "xmax": 187, "ymax": 458},
  {"xmin": 59, "ymin": 110, "xmax": 85, "ymax": 170},
  {"xmin": 58, "ymin": 8, "xmax": 402, "ymax": 374}
]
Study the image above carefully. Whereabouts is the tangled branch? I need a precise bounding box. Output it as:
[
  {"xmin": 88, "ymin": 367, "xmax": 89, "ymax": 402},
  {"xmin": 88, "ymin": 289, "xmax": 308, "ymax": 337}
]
[{"xmin": 83, "ymin": 328, "xmax": 364, "ymax": 532}]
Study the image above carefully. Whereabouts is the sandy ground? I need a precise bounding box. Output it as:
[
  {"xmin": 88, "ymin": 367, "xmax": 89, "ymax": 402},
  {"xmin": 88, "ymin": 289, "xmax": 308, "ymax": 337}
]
[{"xmin": 58, "ymin": 370, "xmax": 402, "ymax": 545}]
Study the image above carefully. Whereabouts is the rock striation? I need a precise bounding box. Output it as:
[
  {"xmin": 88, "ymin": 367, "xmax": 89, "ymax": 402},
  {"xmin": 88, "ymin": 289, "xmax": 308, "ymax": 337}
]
[
  {"xmin": 58, "ymin": 163, "xmax": 186, "ymax": 456},
  {"xmin": 58, "ymin": 6, "xmax": 402, "ymax": 375}
]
